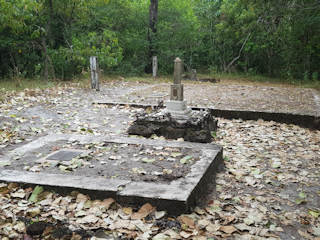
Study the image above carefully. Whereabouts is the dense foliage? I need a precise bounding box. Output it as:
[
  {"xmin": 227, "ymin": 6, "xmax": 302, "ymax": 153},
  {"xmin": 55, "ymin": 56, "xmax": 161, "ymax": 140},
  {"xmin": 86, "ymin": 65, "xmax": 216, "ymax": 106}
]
[{"xmin": 0, "ymin": 0, "xmax": 319, "ymax": 81}]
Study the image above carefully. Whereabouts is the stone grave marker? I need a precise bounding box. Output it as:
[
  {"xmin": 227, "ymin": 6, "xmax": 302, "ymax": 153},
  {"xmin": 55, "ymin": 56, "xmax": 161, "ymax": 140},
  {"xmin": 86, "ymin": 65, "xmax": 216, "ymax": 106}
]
[
  {"xmin": 165, "ymin": 57, "xmax": 191, "ymax": 119},
  {"xmin": 152, "ymin": 56, "xmax": 158, "ymax": 80},
  {"xmin": 190, "ymin": 69, "xmax": 197, "ymax": 81},
  {"xmin": 90, "ymin": 56, "xmax": 100, "ymax": 91},
  {"xmin": 128, "ymin": 57, "xmax": 218, "ymax": 143}
]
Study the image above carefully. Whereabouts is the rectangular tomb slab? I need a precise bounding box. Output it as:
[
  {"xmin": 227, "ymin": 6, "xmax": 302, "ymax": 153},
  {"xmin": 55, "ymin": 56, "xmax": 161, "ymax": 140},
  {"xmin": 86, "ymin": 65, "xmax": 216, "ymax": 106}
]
[{"xmin": 0, "ymin": 134, "xmax": 223, "ymax": 214}]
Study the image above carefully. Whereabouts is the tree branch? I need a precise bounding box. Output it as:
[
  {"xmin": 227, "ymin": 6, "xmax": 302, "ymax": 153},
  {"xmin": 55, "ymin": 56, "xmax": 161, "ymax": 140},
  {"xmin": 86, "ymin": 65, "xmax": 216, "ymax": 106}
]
[{"xmin": 225, "ymin": 32, "xmax": 251, "ymax": 72}]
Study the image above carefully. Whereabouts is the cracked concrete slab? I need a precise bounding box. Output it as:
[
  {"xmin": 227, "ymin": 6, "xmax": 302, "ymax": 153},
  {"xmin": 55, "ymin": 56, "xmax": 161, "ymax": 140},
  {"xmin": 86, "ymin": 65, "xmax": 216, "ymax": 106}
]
[{"xmin": 0, "ymin": 134, "xmax": 223, "ymax": 214}]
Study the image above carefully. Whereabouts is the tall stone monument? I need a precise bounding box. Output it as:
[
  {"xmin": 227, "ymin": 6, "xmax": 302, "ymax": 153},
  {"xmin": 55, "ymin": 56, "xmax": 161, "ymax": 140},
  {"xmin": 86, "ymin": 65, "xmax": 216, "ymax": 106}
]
[
  {"xmin": 165, "ymin": 58, "xmax": 191, "ymax": 119},
  {"xmin": 127, "ymin": 57, "xmax": 217, "ymax": 143}
]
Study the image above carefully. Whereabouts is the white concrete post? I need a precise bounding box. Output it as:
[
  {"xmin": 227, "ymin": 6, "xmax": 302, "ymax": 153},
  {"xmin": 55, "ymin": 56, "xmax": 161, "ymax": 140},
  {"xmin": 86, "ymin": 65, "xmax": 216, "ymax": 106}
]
[
  {"xmin": 90, "ymin": 56, "xmax": 100, "ymax": 91},
  {"xmin": 152, "ymin": 56, "xmax": 158, "ymax": 80}
]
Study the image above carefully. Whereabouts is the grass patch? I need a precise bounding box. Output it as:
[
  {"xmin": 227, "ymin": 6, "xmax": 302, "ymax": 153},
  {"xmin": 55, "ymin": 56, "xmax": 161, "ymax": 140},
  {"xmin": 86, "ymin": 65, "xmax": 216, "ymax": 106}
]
[
  {"xmin": 209, "ymin": 72, "xmax": 320, "ymax": 90},
  {"xmin": 0, "ymin": 78, "xmax": 56, "ymax": 91},
  {"xmin": 124, "ymin": 76, "xmax": 171, "ymax": 84},
  {"xmin": 99, "ymin": 74, "xmax": 171, "ymax": 84},
  {"xmin": 1, "ymin": 72, "xmax": 319, "ymax": 93}
]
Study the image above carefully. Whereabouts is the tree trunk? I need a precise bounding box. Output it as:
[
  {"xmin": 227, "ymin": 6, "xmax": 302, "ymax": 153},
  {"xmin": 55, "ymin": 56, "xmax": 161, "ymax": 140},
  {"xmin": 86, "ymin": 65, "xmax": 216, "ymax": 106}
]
[
  {"xmin": 145, "ymin": 0, "xmax": 158, "ymax": 73},
  {"xmin": 149, "ymin": 0, "xmax": 158, "ymax": 34},
  {"xmin": 45, "ymin": 0, "xmax": 54, "ymax": 47},
  {"xmin": 41, "ymin": 37, "xmax": 49, "ymax": 81}
]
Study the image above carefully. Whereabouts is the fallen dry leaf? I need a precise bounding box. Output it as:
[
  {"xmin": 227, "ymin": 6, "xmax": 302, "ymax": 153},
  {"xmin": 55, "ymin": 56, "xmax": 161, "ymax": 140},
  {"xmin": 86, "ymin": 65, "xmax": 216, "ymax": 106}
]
[
  {"xmin": 76, "ymin": 215, "xmax": 99, "ymax": 224},
  {"xmin": 10, "ymin": 189, "xmax": 26, "ymax": 199},
  {"xmin": 123, "ymin": 207, "xmax": 133, "ymax": 215},
  {"xmin": 219, "ymin": 225, "xmax": 237, "ymax": 234},
  {"xmin": 155, "ymin": 211, "xmax": 166, "ymax": 219},
  {"xmin": 222, "ymin": 215, "xmax": 236, "ymax": 225},
  {"xmin": 131, "ymin": 203, "xmax": 154, "ymax": 220},
  {"xmin": 178, "ymin": 215, "xmax": 195, "ymax": 229},
  {"xmin": 180, "ymin": 231, "xmax": 192, "ymax": 238},
  {"xmin": 76, "ymin": 193, "xmax": 88, "ymax": 203},
  {"xmin": 152, "ymin": 233, "xmax": 170, "ymax": 240},
  {"xmin": 197, "ymin": 219, "xmax": 210, "ymax": 229},
  {"xmin": 100, "ymin": 198, "xmax": 115, "ymax": 210},
  {"xmin": 206, "ymin": 223, "xmax": 220, "ymax": 233}
]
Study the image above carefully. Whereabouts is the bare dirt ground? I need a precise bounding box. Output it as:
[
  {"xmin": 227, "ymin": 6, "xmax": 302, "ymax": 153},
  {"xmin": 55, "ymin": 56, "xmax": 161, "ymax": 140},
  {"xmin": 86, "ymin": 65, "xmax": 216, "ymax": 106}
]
[{"xmin": 0, "ymin": 79, "xmax": 319, "ymax": 239}]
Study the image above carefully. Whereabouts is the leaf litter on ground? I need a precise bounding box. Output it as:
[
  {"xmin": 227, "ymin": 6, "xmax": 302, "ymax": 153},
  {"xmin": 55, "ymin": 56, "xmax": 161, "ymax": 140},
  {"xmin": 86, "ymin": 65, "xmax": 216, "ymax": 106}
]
[{"xmin": 0, "ymin": 84, "xmax": 319, "ymax": 239}]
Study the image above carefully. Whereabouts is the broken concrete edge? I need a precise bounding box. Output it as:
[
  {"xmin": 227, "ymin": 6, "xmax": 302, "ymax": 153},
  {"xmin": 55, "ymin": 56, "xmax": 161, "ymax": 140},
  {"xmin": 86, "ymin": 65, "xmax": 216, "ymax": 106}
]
[
  {"xmin": 118, "ymin": 147, "xmax": 223, "ymax": 214},
  {"xmin": 0, "ymin": 150, "xmax": 222, "ymax": 215},
  {"xmin": 93, "ymin": 101, "xmax": 320, "ymax": 130},
  {"xmin": 0, "ymin": 134, "xmax": 223, "ymax": 215},
  {"xmin": 187, "ymin": 149, "xmax": 224, "ymax": 209}
]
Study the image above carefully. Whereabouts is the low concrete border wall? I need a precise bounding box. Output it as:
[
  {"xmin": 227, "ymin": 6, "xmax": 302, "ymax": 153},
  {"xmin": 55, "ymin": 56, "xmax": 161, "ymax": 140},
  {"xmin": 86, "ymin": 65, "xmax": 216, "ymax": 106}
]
[{"xmin": 94, "ymin": 101, "xmax": 320, "ymax": 130}]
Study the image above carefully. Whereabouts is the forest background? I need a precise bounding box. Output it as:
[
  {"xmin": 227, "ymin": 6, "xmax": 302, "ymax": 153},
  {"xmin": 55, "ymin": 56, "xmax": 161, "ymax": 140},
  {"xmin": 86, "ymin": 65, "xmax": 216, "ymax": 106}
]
[{"xmin": 0, "ymin": 0, "xmax": 319, "ymax": 84}]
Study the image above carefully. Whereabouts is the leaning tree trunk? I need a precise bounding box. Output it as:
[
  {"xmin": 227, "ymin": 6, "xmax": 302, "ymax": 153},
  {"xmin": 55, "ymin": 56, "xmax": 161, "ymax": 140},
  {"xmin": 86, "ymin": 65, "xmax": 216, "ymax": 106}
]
[
  {"xmin": 225, "ymin": 33, "xmax": 251, "ymax": 73},
  {"xmin": 145, "ymin": 0, "xmax": 158, "ymax": 73}
]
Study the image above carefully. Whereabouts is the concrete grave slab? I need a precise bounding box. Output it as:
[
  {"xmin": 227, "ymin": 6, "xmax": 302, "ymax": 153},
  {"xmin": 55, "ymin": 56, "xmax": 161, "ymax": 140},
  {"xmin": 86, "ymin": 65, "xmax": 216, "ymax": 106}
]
[{"xmin": 0, "ymin": 134, "xmax": 223, "ymax": 214}]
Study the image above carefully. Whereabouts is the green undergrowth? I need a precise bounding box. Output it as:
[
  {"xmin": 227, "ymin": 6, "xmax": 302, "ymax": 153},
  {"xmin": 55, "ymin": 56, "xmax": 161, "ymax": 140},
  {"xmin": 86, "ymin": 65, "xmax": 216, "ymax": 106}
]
[
  {"xmin": 0, "ymin": 78, "xmax": 56, "ymax": 91},
  {"xmin": 209, "ymin": 72, "xmax": 320, "ymax": 90},
  {"xmin": 100, "ymin": 75, "xmax": 171, "ymax": 84},
  {"xmin": 1, "ymin": 73, "xmax": 319, "ymax": 94}
]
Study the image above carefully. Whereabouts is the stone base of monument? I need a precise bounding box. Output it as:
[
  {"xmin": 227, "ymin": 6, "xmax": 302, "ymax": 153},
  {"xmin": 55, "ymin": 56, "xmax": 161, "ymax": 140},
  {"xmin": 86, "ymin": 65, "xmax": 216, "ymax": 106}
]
[
  {"xmin": 164, "ymin": 100, "xmax": 192, "ymax": 120},
  {"xmin": 127, "ymin": 108, "xmax": 218, "ymax": 143}
]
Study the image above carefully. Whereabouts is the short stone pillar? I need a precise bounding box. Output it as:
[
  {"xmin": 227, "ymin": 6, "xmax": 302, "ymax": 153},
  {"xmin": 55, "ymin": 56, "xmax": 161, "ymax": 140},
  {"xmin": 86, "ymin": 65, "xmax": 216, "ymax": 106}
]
[
  {"xmin": 90, "ymin": 56, "xmax": 99, "ymax": 91},
  {"xmin": 171, "ymin": 58, "xmax": 184, "ymax": 101},
  {"xmin": 152, "ymin": 56, "xmax": 158, "ymax": 80},
  {"xmin": 165, "ymin": 57, "xmax": 191, "ymax": 119},
  {"xmin": 191, "ymin": 69, "xmax": 197, "ymax": 81}
]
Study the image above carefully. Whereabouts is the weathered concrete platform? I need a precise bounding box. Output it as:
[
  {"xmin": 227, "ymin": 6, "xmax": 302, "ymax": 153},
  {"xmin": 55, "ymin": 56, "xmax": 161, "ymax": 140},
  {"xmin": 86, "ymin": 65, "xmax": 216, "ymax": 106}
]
[{"xmin": 0, "ymin": 134, "xmax": 223, "ymax": 214}]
